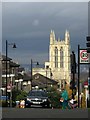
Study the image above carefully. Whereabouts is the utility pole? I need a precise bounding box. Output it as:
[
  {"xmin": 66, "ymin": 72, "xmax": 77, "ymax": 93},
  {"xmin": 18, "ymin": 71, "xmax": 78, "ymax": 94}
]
[
  {"xmin": 6, "ymin": 40, "xmax": 8, "ymax": 107},
  {"xmin": 78, "ymin": 45, "xmax": 80, "ymax": 108},
  {"xmin": 31, "ymin": 59, "xmax": 32, "ymax": 91},
  {"xmin": 5, "ymin": 40, "xmax": 16, "ymax": 107},
  {"xmin": 88, "ymin": 67, "xmax": 90, "ymax": 98},
  {"xmin": 86, "ymin": 36, "xmax": 90, "ymax": 107}
]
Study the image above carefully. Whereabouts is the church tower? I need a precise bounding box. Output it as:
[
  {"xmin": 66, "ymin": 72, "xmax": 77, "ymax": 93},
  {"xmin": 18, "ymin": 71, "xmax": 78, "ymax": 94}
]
[
  {"xmin": 33, "ymin": 29, "xmax": 71, "ymax": 90},
  {"xmin": 49, "ymin": 30, "xmax": 71, "ymax": 89}
]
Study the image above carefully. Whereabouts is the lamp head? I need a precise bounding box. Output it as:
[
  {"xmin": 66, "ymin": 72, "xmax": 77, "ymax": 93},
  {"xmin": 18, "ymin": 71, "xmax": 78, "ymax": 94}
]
[
  {"xmin": 36, "ymin": 62, "xmax": 39, "ymax": 65},
  {"xmin": 13, "ymin": 43, "xmax": 17, "ymax": 48}
]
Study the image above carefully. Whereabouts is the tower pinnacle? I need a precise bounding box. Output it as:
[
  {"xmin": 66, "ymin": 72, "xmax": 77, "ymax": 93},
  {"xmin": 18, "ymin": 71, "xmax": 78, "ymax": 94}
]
[{"xmin": 65, "ymin": 29, "xmax": 70, "ymax": 44}]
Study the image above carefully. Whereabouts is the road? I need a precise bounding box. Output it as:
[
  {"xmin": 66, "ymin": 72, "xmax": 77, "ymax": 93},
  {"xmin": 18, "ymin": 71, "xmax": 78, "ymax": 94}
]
[{"xmin": 1, "ymin": 107, "xmax": 89, "ymax": 119}]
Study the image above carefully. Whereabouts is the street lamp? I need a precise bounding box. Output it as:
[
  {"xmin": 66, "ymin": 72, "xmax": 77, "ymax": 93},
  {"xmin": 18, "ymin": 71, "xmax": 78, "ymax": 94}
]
[
  {"xmin": 6, "ymin": 40, "xmax": 16, "ymax": 106},
  {"xmin": 30, "ymin": 59, "xmax": 39, "ymax": 90}
]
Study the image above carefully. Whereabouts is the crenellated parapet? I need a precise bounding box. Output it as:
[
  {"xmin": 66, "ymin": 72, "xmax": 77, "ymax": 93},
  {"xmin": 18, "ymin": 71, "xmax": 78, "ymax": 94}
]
[{"xmin": 50, "ymin": 29, "xmax": 70, "ymax": 45}]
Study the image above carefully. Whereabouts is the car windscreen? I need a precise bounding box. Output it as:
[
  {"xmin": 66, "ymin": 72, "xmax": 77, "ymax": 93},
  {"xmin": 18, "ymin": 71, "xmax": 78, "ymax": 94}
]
[{"xmin": 28, "ymin": 91, "xmax": 47, "ymax": 97}]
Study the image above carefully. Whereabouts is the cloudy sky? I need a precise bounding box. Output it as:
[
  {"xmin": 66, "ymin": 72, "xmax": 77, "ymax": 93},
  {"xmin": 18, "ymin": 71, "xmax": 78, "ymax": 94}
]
[{"xmin": 1, "ymin": 1, "xmax": 88, "ymax": 67}]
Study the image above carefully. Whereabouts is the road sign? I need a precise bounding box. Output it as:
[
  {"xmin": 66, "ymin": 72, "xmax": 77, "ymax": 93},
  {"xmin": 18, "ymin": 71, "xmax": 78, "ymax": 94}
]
[{"xmin": 80, "ymin": 49, "xmax": 89, "ymax": 63}]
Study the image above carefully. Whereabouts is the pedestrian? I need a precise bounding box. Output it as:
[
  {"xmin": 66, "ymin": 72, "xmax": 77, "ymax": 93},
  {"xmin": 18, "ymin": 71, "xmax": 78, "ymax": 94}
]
[
  {"xmin": 15, "ymin": 100, "xmax": 20, "ymax": 108},
  {"xmin": 60, "ymin": 87, "xmax": 70, "ymax": 109},
  {"xmin": 69, "ymin": 98, "xmax": 78, "ymax": 109},
  {"xmin": 20, "ymin": 100, "xmax": 25, "ymax": 108}
]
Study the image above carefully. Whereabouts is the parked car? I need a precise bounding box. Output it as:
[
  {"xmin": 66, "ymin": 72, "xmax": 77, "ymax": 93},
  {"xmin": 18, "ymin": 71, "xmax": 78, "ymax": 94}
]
[{"xmin": 25, "ymin": 90, "xmax": 52, "ymax": 108}]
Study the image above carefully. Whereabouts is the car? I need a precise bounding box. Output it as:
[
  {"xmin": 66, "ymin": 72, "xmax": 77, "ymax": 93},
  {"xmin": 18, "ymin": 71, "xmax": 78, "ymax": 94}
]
[{"xmin": 25, "ymin": 90, "xmax": 52, "ymax": 108}]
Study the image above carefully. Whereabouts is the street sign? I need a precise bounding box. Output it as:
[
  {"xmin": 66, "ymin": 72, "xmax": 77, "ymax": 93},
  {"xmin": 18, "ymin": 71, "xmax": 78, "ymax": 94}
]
[{"xmin": 80, "ymin": 49, "xmax": 89, "ymax": 63}]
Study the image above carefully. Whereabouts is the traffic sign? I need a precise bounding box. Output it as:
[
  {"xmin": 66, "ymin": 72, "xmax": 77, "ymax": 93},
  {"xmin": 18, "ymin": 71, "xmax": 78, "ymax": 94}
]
[{"xmin": 80, "ymin": 49, "xmax": 89, "ymax": 63}]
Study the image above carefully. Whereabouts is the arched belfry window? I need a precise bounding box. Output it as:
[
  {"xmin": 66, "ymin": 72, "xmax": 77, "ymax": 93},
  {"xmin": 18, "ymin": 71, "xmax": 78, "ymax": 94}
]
[
  {"xmin": 60, "ymin": 47, "xmax": 64, "ymax": 68},
  {"xmin": 55, "ymin": 47, "xmax": 58, "ymax": 68}
]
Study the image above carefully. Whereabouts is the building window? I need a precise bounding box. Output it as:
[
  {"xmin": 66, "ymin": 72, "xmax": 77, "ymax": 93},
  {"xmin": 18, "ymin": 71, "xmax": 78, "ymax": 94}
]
[
  {"xmin": 35, "ymin": 75, "xmax": 39, "ymax": 79},
  {"xmin": 46, "ymin": 66, "xmax": 49, "ymax": 69},
  {"xmin": 55, "ymin": 47, "xmax": 58, "ymax": 68},
  {"xmin": 60, "ymin": 47, "xmax": 64, "ymax": 68}
]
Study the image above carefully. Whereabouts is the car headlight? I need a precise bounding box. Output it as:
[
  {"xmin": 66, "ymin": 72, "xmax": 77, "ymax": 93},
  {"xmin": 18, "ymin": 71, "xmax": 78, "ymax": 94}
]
[
  {"xmin": 43, "ymin": 99, "xmax": 47, "ymax": 102},
  {"xmin": 27, "ymin": 98, "xmax": 31, "ymax": 101}
]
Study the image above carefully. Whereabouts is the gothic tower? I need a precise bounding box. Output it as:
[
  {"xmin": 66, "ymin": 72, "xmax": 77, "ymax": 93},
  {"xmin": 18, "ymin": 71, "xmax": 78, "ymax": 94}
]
[
  {"xmin": 49, "ymin": 30, "xmax": 71, "ymax": 88},
  {"xmin": 33, "ymin": 30, "xmax": 71, "ymax": 90}
]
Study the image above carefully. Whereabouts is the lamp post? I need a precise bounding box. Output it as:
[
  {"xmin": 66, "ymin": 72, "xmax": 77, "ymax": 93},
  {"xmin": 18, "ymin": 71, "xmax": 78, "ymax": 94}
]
[
  {"xmin": 31, "ymin": 59, "xmax": 32, "ymax": 90},
  {"xmin": 30, "ymin": 59, "xmax": 39, "ymax": 90},
  {"xmin": 6, "ymin": 40, "xmax": 8, "ymax": 106},
  {"xmin": 78, "ymin": 45, "xmax": 80, "ymax": 108},
  {"xmin": 5, "ymin": 40, "xmax": 16, "ymax": 107}
]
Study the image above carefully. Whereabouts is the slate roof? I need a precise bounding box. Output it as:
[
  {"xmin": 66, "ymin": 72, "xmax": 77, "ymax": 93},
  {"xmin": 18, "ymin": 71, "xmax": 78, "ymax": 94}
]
[
  {"xmin": 32, "ymin": 73, "xmax": 58, "ymax": 87},
  {"xmin": 15, "ymin": 73, "xmax": 23, "ymax": 79},
  {"xmin": 18, "ymin": 67, "xmax": 25, "ymax": 72},
  {"xmin": 10, "ymin": 61, "xmax": 20, "ymax": 67},
  {"xmin": 2, "ymin": 55, "xmax": 12, "ymax": 61}
]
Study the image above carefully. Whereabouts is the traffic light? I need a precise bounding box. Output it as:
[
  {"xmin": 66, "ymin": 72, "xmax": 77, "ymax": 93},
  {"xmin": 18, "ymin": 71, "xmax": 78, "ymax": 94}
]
[
  {"xmin": 86, "ymin": 36, "xmax": 90, "ymax": 53},
  {"xmin": 70, "ymin": 51, "xmax": 76, "ymax": 73}
]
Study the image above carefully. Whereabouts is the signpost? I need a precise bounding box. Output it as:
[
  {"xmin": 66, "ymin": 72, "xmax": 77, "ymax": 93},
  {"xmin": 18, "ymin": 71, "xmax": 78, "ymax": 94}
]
[
  {"xmin": 80, "ymin": 49, "xmax": 89, "ymax": 64},
  {"xmin": 78, "ymin": 47, "xmax": 90, "ymax": 108}
]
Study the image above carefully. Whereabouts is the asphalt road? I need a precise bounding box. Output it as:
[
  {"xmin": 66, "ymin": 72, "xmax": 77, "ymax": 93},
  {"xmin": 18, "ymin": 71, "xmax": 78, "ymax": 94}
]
[{"xmin": 1, "ymin": 108, "xmax": 89, "ymax": 119}]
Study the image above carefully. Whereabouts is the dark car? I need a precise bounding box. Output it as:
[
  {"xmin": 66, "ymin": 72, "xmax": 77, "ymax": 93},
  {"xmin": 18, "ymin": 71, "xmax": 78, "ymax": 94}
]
[{"xmin": 25, "ymin": 90, "xmax": 52, "ymax": 108}]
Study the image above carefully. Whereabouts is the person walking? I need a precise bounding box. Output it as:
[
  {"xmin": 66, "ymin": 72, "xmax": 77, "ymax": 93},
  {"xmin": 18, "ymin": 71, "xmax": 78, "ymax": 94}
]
[{"xmin": 60, "ymin": 87, "xmax": 70, "ymax": 109}]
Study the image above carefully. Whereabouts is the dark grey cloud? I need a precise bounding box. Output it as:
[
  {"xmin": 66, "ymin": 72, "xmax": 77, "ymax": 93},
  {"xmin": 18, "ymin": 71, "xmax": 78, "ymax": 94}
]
[{"xmin": 2, "ymin": 2, "xmax": 88, "ymax": 64}]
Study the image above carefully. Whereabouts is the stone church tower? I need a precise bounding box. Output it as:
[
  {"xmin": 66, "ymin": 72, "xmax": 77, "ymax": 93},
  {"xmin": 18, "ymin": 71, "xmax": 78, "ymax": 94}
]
[
  {"xmin": 45, "ymin": 30, "xmax": 71, "ymax": 88},
  {"xmin": 33, "ymin": 30, "xmax": 71, "ymax": 89}
]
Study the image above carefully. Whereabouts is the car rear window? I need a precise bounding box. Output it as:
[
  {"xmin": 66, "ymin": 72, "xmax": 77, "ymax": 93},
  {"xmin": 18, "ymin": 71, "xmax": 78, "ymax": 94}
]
[{"xmin": 28, "ymin": 91, "xmax": 47, "ymax": 97}]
